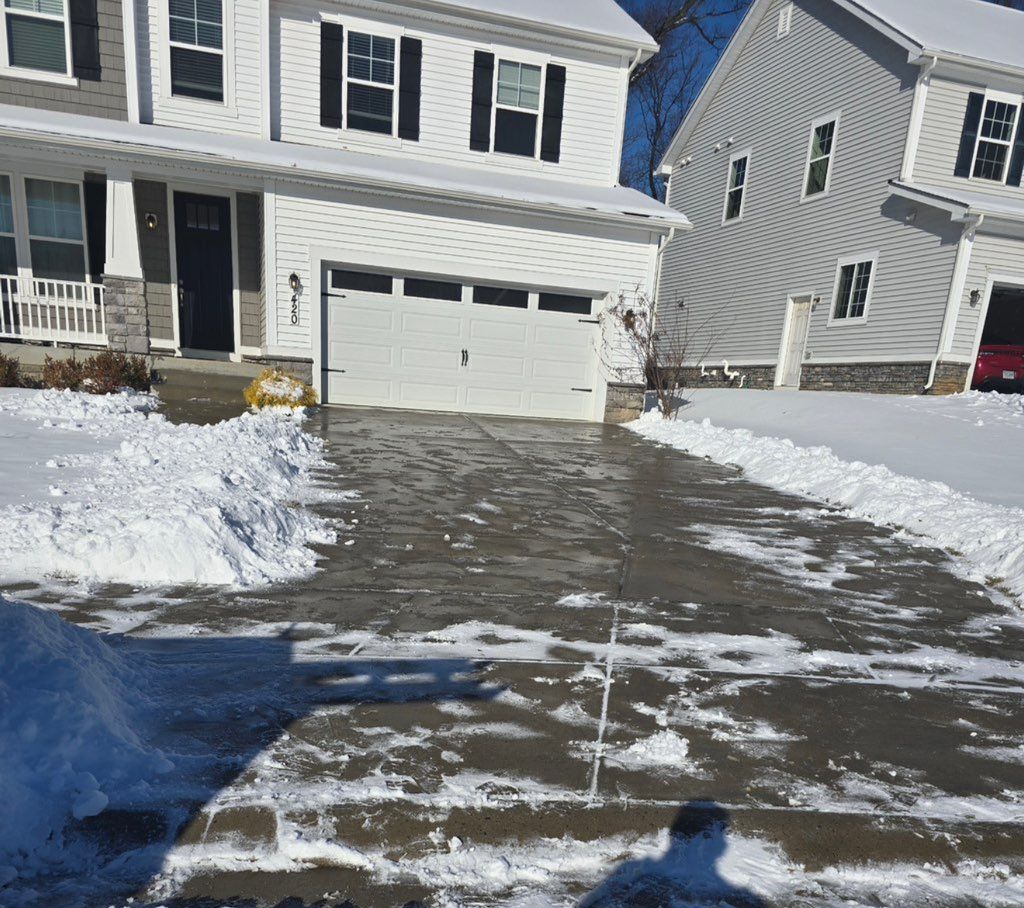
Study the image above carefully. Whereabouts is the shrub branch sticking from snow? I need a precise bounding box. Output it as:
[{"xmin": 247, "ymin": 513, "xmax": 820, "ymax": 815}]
[
  {"xmin": 0, "ymin": 388, "xmax": 338, "ymax": 587},
  {"xmin": 631, "ymin": 411, "xmax": 1024, "ymax": 604}
]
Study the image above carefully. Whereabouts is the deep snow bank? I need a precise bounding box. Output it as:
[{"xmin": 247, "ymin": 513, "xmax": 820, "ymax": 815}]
[
  {"xmin": 0, "ymin": 598, "xmax": 170, "ymax": 886},
  {"xmin": 0, "ymin": 389, "xmax": 337, "ymax": 587},
  {"xmin": 631, "ymin": 393, "xmax": 1024, "ymax": 604}
]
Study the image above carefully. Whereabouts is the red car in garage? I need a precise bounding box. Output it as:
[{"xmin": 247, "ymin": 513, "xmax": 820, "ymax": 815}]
[{"xmin": 973, "ymin": 345, "xmax": 1024, "ymax": 393}]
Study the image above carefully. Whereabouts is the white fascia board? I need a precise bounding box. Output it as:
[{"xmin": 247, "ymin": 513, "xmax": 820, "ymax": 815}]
[{"xmin": 888, "ymin": 180, "xmax": 1024, "ymax": 228}]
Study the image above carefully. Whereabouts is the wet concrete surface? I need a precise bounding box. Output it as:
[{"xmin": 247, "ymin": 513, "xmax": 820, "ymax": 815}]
[{"xmin": 13, "ymin": 405, "xmax": 1024, "ymax": 906}]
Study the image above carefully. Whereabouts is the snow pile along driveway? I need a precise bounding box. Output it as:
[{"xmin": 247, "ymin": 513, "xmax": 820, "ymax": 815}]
[
  {"xmin": 630, "ymin": 390, "xmax": 1024, "ymax": 603},
  {"xmin": 0, "ymin": 389, "xmax": 337, "ymax": 587}
]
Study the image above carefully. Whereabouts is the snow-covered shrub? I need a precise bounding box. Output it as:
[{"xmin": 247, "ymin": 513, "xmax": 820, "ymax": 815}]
[
  {"xmin": 0, "ymin": 352, "xmax": 19, "ymax": 387},
  {"xmin": 41, "ymin": 352, "xmax": 150, "ymax": 394},
  {"xmin": 244, "ymin": 368, "xmax": 318, "ymax": 410}
]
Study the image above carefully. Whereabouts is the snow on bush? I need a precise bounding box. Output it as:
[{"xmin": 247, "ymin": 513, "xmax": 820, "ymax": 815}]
[
  {"xmin": 0, "ymin": 597, "xmax": 171, "ymax": 886},
  {"xmin": 244, "ymin": 368, "xmax": 318, "ymax": 410},
  {"xmin": 631, "ymin": 408, "xmax": 1024, "ymax": 604},
  {"xmin": 0, "ymin": 388, "xmax": 337, "ymax": 587}
]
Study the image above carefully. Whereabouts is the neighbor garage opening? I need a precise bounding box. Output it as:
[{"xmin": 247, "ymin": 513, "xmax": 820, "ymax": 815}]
[
  {"xmin": 320, "ymin": 263, "xmax": 603, "ymax": 420},
  {"xmin": 974, "ymin": 284, "xmax": 1024, "ymax": 393}
]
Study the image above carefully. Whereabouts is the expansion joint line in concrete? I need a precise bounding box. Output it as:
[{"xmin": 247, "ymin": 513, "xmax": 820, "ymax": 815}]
[{"xmin": 588, "ymin": 601, "xmax": 620, "ymax": 803}]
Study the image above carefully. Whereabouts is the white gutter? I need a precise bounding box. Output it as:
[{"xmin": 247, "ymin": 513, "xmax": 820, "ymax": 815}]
[
  {"xmin": 925, "ymin": 213, "xmax": 983, "ymax": 392},
  {"xmin": 900, "ymin": 55, "xmax": 937, "ymax": 182}
]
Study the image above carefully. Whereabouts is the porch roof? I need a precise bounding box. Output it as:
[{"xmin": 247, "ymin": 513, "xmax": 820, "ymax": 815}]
[
  {"xmin": 889, "ymin": 180, "xmax": 1024, "ymax": 226},
  {"xmin": 0, "ymin": 105, "xmax": 691, "ymax": 233}
]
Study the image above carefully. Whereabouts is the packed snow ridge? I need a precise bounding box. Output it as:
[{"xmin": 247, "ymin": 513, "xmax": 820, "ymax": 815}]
[
  {"xmin": 0, "ymin": 389, "xmax": 338, "ymax": 587},
  {"xmin": 631, "ymin": 390, "xmax": 1024, "ymax": 604}
]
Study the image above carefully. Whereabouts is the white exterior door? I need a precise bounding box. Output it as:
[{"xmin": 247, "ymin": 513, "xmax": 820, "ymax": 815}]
[
  {"xmin": 777, "ymin": 296, "xmax": 812, "ymax": 389},
  {"xmin": 321, "ymin": 265, "xmax": 601, "ymax": 420}
]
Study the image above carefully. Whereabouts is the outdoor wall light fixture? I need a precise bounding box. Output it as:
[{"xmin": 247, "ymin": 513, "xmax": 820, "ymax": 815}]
[
  {"xmin": 144, "ymin": 213, "xmax": 158, "ymax": 230},
  {"xmin": 289, "ymin": 273, "xmax": 301, "ymax": 292},
  {"xmin": 970, "ymin": 289, "xmax": 982, "ymax": 306}
]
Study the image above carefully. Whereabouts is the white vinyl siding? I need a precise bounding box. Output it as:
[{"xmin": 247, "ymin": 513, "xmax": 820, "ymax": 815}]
[
  {"xmin": 914, "ymin": 76, "xmax": 1024, "ymax": 202},
  {"xmin": 271, "ymin": 0, "xmax": 629, "ymax": 185},
  {"xmin": 657, "ymin": 0, "xmax": 962, "ymax": 368}
]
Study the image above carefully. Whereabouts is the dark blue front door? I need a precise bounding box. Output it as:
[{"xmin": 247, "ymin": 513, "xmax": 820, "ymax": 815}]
[{"xmin": 174, "ymin": 192, "xmax": 234, "ymax": 353}]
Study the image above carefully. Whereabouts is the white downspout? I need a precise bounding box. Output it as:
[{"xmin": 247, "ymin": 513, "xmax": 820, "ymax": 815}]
[{"xmin": 925, "ymin": 213, "xmax": 983, "ymax": 392}]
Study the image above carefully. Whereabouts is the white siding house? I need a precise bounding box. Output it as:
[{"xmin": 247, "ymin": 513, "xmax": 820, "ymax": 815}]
[
  {"xmin": 657, "ymin": 0, "xmax": 1024, "ymax": 395},
  {"xmin": 0, "ymin": 0, "xmax": 687, "ymax": 422}
]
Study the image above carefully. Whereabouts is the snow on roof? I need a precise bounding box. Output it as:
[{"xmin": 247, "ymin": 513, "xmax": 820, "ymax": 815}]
[
  {"xmin": 849, "ymin": 0, "xmax": 1024, "ymax": 72},
  {"xmin": 403, "ymin": 0, "xmax": 658, "ymax": 51},
  {"xmin": 890, "ymin": 180, "xmax": 1024, "ymax": 222},
  {"xmin": 0, "ymin": 105, "xmax": 689, "ymax": 231}
]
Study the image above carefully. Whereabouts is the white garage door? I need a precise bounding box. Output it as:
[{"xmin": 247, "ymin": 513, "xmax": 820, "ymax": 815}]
[{"xmin": 321, "ymin": 266, "xmax": 602, "ymax": 421}]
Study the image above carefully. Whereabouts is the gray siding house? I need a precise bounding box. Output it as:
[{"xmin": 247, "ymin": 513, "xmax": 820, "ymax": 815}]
[{"xmin": 657, "ymin": 0, "xmax": 1024, "ymax": 395}]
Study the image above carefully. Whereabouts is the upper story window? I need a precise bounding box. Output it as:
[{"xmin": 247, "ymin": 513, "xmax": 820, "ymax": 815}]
[
  {"xmin": 347, "ymin": 32, "xmax": 396, "ymax": 135},
  {"xmin": 955, "ymin": 90, "xmax": 1024, "ymax": 187},
  {"xmin": 803, "ymin": 114, "xmax": 838, "ymax": 199},
  {"xmin": 831, "ymin": 255, "xmax": 876, "ymax": 322},
  {"xmin": 0, "ymin": 175, "xmax": 16, "ymax": 275},
  {"xmin": 2, "ymin": 0, "xmax": 69, "ymax": 76},
  {"xmin": 25, "ymin": 178, "xmax": 86, "ymax": 282},
  {"xmin": 723, "ymin": 151, "xmax": 749, "ymax": 223},
  {"xmin": 168, "ymin": 0, "xmax": 223, "ymax": 102},
  {"xmin": 493, "ymin": 59, "xmax": 542, "ymax": 157}
]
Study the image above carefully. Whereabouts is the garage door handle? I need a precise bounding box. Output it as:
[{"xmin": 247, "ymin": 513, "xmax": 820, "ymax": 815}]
[
  {"xmin": 461, "ymin": 349, "xmax": 469, "ymax": 367},
  {"xmin": 578, "ymin": 318, "xmax": 600, "ymax": 325},
  {"xmin": 572, "ymin": 388, "xmax": 593, "ymax": 393}
]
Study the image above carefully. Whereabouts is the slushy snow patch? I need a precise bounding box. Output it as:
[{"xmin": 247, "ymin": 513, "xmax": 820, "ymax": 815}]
[
  {"xmin": 0, "ymin": 388, "xmax": 337, "ymax": 587},
  {"xmin": 0, "ymin": 598, "xmax": 172, "ymax": 885},
  {"xmin": 630, "ymin": 390, "xmax": 1024, "ymax": 603},
  {"xmin": 606, "ymin": 730, "xmax": 699, "ymax": 774}
]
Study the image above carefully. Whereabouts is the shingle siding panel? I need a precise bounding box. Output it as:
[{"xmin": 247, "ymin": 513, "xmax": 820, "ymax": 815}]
[{"xmin": 134, "ymin": 180, "xmax": 175, "ymax": 342}]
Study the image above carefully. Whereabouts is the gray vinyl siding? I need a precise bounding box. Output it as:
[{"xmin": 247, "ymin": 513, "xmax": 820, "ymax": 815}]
[
  {"xmin": 658, "ymin": 0, "xmax": 962, "ymax": 369},
  {"xmin": 236, "ymin": 192, "xmax": 263, "ymax": 350},
  {"xmin": 915, "ymin": 76, "xmax": 1024, "ymax": 203},
  {"xmin": 134, "ymin": 180, "xmax": 175, "ymax": 342},
  {"xmin": 950, "ymin": 228, "xmax": 1024, "ymax": 359},
  {"xmin": 0, "ymin": 0, "xmax": 128, "ymax": 119}
]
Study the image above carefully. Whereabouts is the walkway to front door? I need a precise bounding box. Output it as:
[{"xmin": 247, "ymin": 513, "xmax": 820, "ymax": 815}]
[{"xmin": 174, "ymin": 192, "xmax": 234, "ymax": 354}]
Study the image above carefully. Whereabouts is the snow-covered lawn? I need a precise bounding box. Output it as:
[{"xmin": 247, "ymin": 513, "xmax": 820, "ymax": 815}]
[
  {"xmin": 0, "ymin": 389, "xmax": 338, "ymax": 587},
  {"xmin": 631, "ymin": 389, "xmax": 1024, "ymax": 603}
]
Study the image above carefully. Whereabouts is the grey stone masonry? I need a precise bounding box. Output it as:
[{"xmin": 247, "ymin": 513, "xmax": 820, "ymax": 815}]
[
  {"xmin": 801, "ymin": 362, "xmax": 971, "ymax": 395},
  {"xmin": 104, "ymin": 276, "xmax": 150, "ymax": 356},
  {"xmin": 674, "ymin": 365, "xmax": 777, "ymax": 390},
  {"xmin": 604, "ymin": 383, "xmax": 645, "ymax": 424}
]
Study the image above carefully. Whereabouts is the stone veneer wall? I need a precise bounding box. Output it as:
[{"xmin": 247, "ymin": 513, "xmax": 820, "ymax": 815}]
[
  {"xmin": 800, "ymin": 362, "xmax": 970, "ymax": 395},
  {"xmin": 603, "ymin": 383, "xmax": 645, "ymax": 424},
  {"xmin": 673, "ymin": 366, "xmax": 777, "ymax": 390},
  {"xmin": 104, "ymin": 276, "xmax": 150, "ymax": 355}
]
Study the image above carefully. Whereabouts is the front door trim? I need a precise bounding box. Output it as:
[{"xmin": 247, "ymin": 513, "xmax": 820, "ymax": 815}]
[
  {"xmin": 167, "ymin": 183, "xmax": 242, "ymax": 360},
  {"xmin": 775, "ymin": 291, "xmax": 815, "ymax": 389}
]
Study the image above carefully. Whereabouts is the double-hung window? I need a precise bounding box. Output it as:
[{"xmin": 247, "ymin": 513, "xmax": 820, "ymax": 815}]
[
  {"xmin": 2, "ymin": 0, "xmax": 69, "ymax": 76},
  {"xmin": 168, "ymin": 0, "xmax": 223, "ymax": 102},
  {"xmin": 972, "ymin": 97, "xmax": 1019, "ymax": 182},
  {"xmin": 346, "ymin": 31, "xmax": 396, "ymax": 135},
  {"xmin": 0, "ymin": 176, "xmax": 16, "ymax": 276},
  {"xmin": 494, "ymin": 59, "xmax": 542, "ymax": 157},
  {"xmin": 832, "ymin": 256, "xmax": 876, "ymax": 322},
  {"xmin": 723, "ymin": 151, "xmax": 749, "ymax": 223},
  {"xmin": 803, "ymin": 115, "xmax": 838, "ymax": 198},
  {"xmin": 25, "ymin": 178, "xmax": 86, "ymax": 282}
]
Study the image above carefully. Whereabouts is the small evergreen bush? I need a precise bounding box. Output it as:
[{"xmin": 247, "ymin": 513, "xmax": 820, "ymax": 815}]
[
  {"xmin": 42, "ymin": 355, "xmax": 84, "ymax": 391},
  {"xmin": 244, "ymin": 368, "xmax": 318, "ymax": 409},
  {"xmin": 0, "ymin": 351, "xmax": 20, "ymax": 387}
]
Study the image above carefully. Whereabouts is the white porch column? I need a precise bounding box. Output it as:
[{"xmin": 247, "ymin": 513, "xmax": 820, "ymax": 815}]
[{"xmin": 104, "ymin": 167, "xmax": 143, "ymax": 280}]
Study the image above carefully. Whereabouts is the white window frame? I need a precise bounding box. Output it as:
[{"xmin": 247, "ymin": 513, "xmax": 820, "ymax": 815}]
[
  {"xmin": 0, "ymin": 0, "xmax": 76, "ymax": 86},
  {"xmin": 722, "ymin": 148, "xmax": 751, "ymax": 225},
  {"xmin": 490, "ymin": 52, "xmax": 548, "ymax": 161},
  {"xmin": 801, "ymin": 111, "xmax": 840, "ymax": 202},
  {"xmin": 157, "ymin": 0, "xmax": 234, "ymax": 112},
  {"xmin": 969, "ymin": 89, "xmax": 1022, "ymax": 186},
  {"xmin": 22, "ymin": 171, "xmax": 90, "ymax": 282},
  {"xmin": 828, "ymin": 252, "xmax": 879, "ymax": 326},
  {"xmin": 343, "ymin": 27, "xmax": 401, "ymax": 139},
  {"xmin": 777, "ymin": 2, "xmax": 793, "ymax": 38},
  {"xmin": 0, "ymin": 171, "xmax": 17, "ymax": 276}
]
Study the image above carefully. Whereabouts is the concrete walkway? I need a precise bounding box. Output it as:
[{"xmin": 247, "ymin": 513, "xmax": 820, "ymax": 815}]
[{"xmin": 26, "ymin": 407, "xmax": 1024, "ymax": 906}]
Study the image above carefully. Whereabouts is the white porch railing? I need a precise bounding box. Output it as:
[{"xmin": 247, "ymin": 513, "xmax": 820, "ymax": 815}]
[{"xmin": 0, "ymin": 275, "xmax": 107, "ymax": 346}]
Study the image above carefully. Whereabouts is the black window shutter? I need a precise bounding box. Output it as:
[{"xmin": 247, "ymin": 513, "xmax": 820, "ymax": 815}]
[
  {"xmin": 69, "ymin": 0, "xmax": 101, "ymax": 81},
  {"xmin": 83, "ymin": 177, "xmax": 106, "ymax": 282},
  {"xmin": 1008, "ymin": 118, "xmax": 1024, "ymax": 187},
  {"xmin": 470, "ymin": 51, "xmax": 494, "ymax": 152},
  {"xmin": 954, "ymin": 92, "xmax": 985, "ymax": 178},
  {"xmin": 398, "ymin": 37, "xmax": 422, "ymax": 141},
  {"xmin": 540, "ymin": 64, "xmax": 566, "ymax": 163},
  {"xmin": 320, "ymin": 22, "xmax": 344, "ymax": 129}
]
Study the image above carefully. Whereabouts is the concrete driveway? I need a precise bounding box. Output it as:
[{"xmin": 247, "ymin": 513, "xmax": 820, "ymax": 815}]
[{"xmin": 35, "ymin": 407, "xmax": 1024, "ymax": 906}]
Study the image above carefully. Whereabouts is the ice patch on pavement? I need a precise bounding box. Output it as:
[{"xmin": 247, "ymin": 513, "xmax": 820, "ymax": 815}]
[
  {"xmin": 0, "ymin": 388, "xmax": 341, "ymax": 587},
  {"xmin": 602, "ymin": 730, "xmax": 700, "ymax": 774}
]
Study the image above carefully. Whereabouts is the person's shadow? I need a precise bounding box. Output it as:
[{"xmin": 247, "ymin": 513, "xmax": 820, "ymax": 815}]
[{"xmin": 580, "ymin": 801, "xmax": 767, "ymax": 907}]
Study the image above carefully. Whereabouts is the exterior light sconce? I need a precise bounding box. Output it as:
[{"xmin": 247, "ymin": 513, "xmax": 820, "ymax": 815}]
[
  {"xmin": 144, "ymin": 213, "xmax": 158, "ymax": 230},
  {"xmin": 905, "ymin": 208, "xmax": 918, "ymax": 225},
  {"xmin": 289, "ymin": 272, "xmax": 301, "ymax": 292},
  {"xmin": 970, "ymin": 289, "xmax": 982, "ymax": 306}
]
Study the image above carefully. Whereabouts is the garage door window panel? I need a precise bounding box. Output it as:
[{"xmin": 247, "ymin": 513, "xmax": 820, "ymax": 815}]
[
  {"xmin": 404, "ymin": 277, "xmax": 462, "ymax": 302},
  {"xmin": 474, "ymin": 285, "xmax": 528, "ymax": 309},
  {"xmin": 538, "ymin": 292, "xmax": 593, "ymax": 315},
  {"xmin": 332, "ymin": 269, "xmax": 394, "ymax": 295}
]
